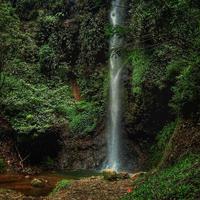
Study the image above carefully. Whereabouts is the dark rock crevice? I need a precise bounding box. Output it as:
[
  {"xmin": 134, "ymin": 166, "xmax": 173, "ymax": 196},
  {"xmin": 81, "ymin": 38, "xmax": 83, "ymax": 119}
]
[{"xmin": 57, "ymin": 125, "xmax": 106, "ymax": 169}]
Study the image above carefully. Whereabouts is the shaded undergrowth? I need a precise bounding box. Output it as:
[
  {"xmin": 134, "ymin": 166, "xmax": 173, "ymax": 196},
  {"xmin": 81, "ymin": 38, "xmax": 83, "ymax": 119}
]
[{"xmin": 122, "ymin": 154, "xmax": 200, "ymax": 200}]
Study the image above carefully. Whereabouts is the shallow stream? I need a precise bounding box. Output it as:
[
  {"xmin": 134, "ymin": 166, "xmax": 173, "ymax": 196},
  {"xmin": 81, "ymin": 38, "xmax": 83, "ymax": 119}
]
[{"xmin": 0, "ymin": 170, "xmax": 100, "ymax": 197}]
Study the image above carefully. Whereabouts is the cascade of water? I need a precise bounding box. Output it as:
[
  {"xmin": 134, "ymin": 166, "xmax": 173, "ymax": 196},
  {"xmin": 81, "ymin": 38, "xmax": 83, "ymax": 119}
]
[{"xmin": 106, "ymin": 0, "xmax": 126, "ymax": 171}]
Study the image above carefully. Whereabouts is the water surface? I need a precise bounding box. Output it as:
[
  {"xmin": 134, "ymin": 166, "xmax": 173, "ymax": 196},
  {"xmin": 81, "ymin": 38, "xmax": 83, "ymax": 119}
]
[{"xmin": 0, "ymin": 170, "xmax": 100, "ymax": 197}]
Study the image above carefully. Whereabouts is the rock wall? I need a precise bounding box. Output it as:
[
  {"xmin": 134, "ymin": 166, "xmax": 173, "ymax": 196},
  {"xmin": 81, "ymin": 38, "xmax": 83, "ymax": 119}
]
[{"xmin": 57, "ymin": 126, "xmax": 106, "ymax": 169}]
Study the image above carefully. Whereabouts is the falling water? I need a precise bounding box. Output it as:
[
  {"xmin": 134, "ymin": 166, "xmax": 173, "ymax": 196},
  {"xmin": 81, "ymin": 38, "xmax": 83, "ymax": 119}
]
[{"xmin": 106, "ymin": 0, "xmax": 126, "ymax": 171}]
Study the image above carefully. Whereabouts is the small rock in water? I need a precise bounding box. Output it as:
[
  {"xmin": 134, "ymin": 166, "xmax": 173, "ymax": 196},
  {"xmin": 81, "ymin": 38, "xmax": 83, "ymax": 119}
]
[
  {"xmin": 25, "ymin": 175, "xmax": 30, "ymax": 179},
  {"xmin": 31, "ymin": 178, "xmax": 45, "ymax": 188}
]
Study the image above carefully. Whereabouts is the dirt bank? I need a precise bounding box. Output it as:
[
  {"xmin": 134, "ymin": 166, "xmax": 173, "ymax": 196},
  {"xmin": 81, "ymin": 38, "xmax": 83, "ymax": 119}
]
[{"xmin": 0, "ymin": 176, "xmax": 134, "ymax": 200}]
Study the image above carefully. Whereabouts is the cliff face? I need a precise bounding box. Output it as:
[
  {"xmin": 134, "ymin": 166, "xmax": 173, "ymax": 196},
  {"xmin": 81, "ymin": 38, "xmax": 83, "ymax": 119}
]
[{"xmin": 57, "ymin": 128, "xmax": 106, "ymax": 169}]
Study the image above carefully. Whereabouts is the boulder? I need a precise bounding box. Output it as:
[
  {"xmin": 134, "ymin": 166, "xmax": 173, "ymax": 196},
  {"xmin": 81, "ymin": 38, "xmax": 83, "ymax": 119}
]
[
  {"xmin": 31, "ymin": 178, "xmax": 44, "ymax": 188},
  {"xmin": 102, "ymin": 169, "xmax": 118, "ymax": 181}
]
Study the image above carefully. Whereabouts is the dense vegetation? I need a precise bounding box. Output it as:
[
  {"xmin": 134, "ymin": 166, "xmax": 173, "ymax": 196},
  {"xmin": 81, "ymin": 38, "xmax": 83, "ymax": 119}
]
[
  {"xmin": 122, "ymin": 0, "xmax": 200, "ymax": 199},
  {"xmin": 125, "ymin": 0, "xmax": 200, "ymax": 138},
  {"xmin": 122, "ymin": 154, "xmax": 200, "ymax": 200},
  {"xmin": 132, "ymin": 0, "xmax": 199, "ymax": 150},
  {"xmin": 0, "ymin": 0, "xmax": 108, "ymax": 139},
  {"xmin": 0, "ymin": 0, "xmax": 200, "ymax": 199}
]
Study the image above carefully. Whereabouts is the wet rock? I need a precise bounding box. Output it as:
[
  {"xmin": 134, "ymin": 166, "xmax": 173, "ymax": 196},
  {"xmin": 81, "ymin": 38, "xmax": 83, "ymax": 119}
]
[
  {"xmin": 102, "ymin": 169, "xmax": 118, "ymax": 181},
  {"xmin": 57, "ymin": 126, "xmax": 106, "ymax": 169},
  {"xmin": 31, "ymin": 178, "xmax": 44, "ymax": 188},
  {"xmin": 118, "ymin": 172, "xmax": 130, "ymax": 179}
]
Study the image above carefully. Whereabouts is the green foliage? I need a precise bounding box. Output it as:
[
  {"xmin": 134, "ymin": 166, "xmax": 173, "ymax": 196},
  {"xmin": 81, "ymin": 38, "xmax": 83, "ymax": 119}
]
[
  {"xmin": 39, "ymin": 44, "xmax": 57, "ymax": 76},
  {"xmin": 170, "ymin": 54, "xmax": 200, "ymax": 117},
  {"xmin": 125, "ymin": 0, "xmax": 200, "ymax": 144},
  {"xmin": 149, "ymin": 121, "xmax": 177, "ymax": 167},
  {"xmin": 105, "ymin": 25, "xmax": 128, "ymax": 38},
  {"xmin": 156, "ymin": 121, "xmax": 177, "ymax": 151},
  {"xmin": 15, "ymin": 0, "xmax": 38, "ymax": 20},
  {"xmin": 59, "ymin": 101, "xmax": 99, "ymax": 135},
  {"xmin": 78, "ymin": 7, "xmax": 107, "ymax": 69},
  {"xmin": 37, "ymin": 14, "xmax": 58, "ymax": 44},
  {"xmin": 0, "ymin": 2, "xmax": 21, "ymax": 68},
  {"xmin": 5, "ymin": 59, "xmax": 40, "ymax": 82},
  {"xmin": 52, "ymin": 179, "xmax": 71, "ymax": 194},
  {"xmin": 0, "ymin": 73, "xmax": 71, "ymax": 136},
  {"xmin": 0, "ymin": 158, "xmax": 5, "ymax": 172},
  {"xmin": 129, "ymin": 49, "xmax": 149, "ymax": 95},
  {"xmin": 1, "ymin": 68, "xmax": 100, "ymax": 136},
  {"xmin": 0, "ymin": 0, "xmax": 108, "ymax": 163},
  {"xmin": 122, "ymin": 154, "xmax": 200, "ymax": 200}
]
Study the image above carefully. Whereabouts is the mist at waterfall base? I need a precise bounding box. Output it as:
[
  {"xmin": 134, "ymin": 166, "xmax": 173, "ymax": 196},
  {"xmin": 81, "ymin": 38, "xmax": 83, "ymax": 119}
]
[{"xmin": 103, "ymin": 0, "xmax": 136, "ymax": 172}]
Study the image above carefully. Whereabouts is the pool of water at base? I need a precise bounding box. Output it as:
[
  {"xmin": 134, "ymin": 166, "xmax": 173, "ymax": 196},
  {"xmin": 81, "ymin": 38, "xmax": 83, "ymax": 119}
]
[{"xmin": 0, "ymin": 169, "xmax": 100, "ymax": 197}]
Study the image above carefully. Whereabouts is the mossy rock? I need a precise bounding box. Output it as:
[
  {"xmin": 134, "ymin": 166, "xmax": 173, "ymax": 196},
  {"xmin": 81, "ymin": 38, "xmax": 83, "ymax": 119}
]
[
  {"xmin": 31, "ymin": 178, "xmax": 45, "ymax": 188},
  {"xmin": 102, "ymin": 169, "xmax": 118, "ymax": 181}
]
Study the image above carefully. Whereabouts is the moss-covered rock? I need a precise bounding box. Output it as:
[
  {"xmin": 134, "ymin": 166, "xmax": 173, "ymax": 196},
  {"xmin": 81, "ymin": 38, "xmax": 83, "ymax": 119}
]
[
  {"xmin": 102, "ymin": 169, "xmax": 118, "ymax": 181},
  {"xmin": 31, "ymin": 178, "xmax": 45, "ymax": 188}
]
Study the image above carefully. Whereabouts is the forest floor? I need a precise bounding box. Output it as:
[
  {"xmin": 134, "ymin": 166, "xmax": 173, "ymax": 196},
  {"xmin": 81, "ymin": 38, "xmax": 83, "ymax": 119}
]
[
  {"xmin": 46, "ymin": 176, "xmax": 133, "ymax": 200},
  {"xmin": 0, "ymin": 176, "xmax": 134, "ymax": 200}
]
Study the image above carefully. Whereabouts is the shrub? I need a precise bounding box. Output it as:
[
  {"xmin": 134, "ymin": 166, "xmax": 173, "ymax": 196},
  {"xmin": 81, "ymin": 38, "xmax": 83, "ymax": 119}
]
[
  {"xmin": 52, "ymin": 179, "xmax": 71, "ymax": 194},
  {"xmin": 58, "ymin": 101, "xmax": 99, "ymax": 135}
]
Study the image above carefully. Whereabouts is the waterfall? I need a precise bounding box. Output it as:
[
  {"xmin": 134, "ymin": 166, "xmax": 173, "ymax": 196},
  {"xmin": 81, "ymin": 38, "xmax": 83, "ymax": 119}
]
[{"xmin": 106, "ymin": 0, "xmax": 126, "ymax": 171}]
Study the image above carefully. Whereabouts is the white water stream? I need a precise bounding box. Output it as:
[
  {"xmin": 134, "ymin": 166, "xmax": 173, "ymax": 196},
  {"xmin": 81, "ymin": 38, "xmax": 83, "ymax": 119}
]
[{"xmin": 106, "ymin": 0, "xmax": 126, "ymax": 171}]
